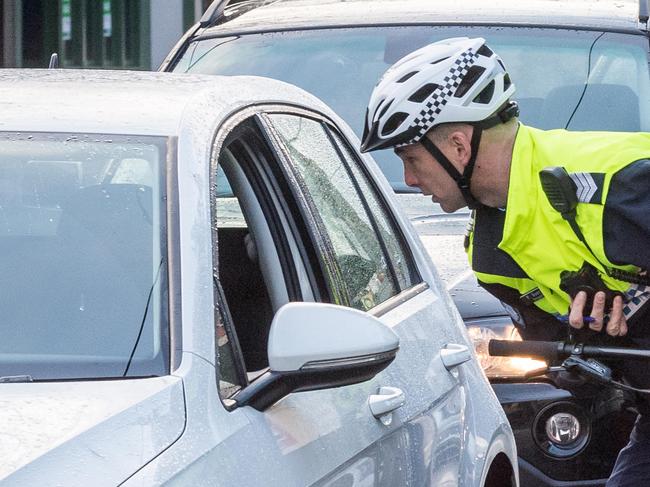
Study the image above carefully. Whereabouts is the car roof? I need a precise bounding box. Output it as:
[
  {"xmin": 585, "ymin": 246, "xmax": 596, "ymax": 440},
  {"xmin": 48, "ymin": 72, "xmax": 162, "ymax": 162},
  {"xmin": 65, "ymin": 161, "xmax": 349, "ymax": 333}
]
[
  {"xmin": 201, "ymin": 0, "xmax": 646, "ymax": 37},
  {"xmin": 0, "ymin": 69, "xmax": 333, "ymax": 136}
]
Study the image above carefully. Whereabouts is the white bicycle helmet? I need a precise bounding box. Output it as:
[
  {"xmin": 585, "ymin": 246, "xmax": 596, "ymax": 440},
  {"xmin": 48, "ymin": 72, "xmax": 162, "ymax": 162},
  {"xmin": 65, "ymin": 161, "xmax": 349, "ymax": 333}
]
[
  {"xmin": 361, "ymin": 37, "xmax": 516, "ymax": 152},
  {"xmin": 361, "ymin": 37, "xmax": 518, "ymax": 209}
]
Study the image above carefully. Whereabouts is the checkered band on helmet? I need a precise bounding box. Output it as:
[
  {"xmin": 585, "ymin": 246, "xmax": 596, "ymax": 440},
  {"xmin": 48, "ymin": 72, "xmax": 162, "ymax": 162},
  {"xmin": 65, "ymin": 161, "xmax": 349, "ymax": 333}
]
[
  {"xmin": 404, "ymin": 48, "xmax": 478, "ymax": 147},
  {"xmin": 361, "ymin": 37, "xmax": 516, "ymax": 152}
]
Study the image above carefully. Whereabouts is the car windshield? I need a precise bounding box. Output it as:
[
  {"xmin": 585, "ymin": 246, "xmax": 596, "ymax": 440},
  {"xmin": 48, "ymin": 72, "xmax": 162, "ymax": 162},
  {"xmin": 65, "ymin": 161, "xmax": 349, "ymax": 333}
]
[
  {"xmin": 0, "ymin": 133, "xmax": 168, "ymax": 380},
  {"xmin": 174, "ymin": 25, "xmax": 650, "ymax": 188}
]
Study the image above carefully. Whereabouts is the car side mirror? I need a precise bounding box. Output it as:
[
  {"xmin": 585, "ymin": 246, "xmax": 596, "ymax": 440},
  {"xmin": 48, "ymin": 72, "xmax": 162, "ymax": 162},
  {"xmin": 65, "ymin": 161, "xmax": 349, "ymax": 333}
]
[{"xmin": 232, "ymin": 302, "xmax": 399, "ymax": 411}]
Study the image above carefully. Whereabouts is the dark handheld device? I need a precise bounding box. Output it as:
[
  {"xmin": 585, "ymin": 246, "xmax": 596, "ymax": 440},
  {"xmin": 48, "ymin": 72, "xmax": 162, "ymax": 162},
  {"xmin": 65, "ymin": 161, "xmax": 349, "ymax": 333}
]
[
  {"xmin": 539, "ymin": 166, "xmax": 578, "ymax": 217},
  {"xmin": 559, "ymin": 262, "xmax": 623, "ymax": 315}
]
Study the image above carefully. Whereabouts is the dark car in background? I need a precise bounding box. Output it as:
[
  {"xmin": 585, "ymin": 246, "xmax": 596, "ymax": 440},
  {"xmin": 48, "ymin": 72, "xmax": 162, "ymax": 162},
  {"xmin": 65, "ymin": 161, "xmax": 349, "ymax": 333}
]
[{"xmin": 162, "ymin": 0, "xmax": 650, "ymax": 485}]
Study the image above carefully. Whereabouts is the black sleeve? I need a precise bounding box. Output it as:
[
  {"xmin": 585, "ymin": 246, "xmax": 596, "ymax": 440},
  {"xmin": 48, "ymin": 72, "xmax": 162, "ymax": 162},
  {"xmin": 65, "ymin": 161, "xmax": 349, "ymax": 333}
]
[
  {"xmin": 603, "ymin": 159, "xmax": 650, "ymax": 270},
  {"xmin": 477, "ymin": 280, "xmax": 567, "ymax": 342}
]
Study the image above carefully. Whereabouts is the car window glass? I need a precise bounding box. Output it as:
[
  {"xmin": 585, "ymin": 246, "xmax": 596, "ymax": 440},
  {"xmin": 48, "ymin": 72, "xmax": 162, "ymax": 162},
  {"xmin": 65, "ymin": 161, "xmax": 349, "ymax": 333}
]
[
  {"xmin": 327, "ymin": 127, "xmax": 418, "ymax": 290},
  {"xmin": 215, "ymin": 281, "xmax": 245, "ymax": 400},
  {"xmin": 269, "ymin": 114, "xmax": 399, "ymax": 311},
  {"xmin": 177, "ymin": 27, "xmax": 650, "ymax": 189},
  {"xmin": 0, "ymin": 133, "xmax": 168, "ymax": 380}
]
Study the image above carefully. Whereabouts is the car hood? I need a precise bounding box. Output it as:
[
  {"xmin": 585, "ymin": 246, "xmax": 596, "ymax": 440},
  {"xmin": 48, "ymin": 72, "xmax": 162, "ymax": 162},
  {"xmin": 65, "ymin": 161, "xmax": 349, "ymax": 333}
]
[
  {"xmin": 0, "ymin": 376, "xmax": 185, "ymax": 485},
  {"xmin": 397, "ymin": 194, "xmax": 508, "ymax": 319},
  {"xmin": 447, "ymin": 270, "xmax": 509, "ymax": 319}
]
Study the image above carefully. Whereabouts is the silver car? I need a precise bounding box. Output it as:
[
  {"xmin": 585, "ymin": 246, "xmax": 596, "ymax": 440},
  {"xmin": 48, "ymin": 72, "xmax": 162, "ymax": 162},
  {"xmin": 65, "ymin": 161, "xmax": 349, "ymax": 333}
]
[
  {"xmin": 162, "ymin": 2, "xmax": 650, "ymax": 483},
  {"xmin": 0, "ymin": 70, "xmax": 516, "ymax": 486}
]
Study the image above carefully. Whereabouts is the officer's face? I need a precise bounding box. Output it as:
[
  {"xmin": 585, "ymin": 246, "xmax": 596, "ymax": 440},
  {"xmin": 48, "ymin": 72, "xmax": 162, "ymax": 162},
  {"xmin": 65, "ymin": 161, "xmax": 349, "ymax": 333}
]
[{"xmin": 396, "ymin": 143, "xmax": 466, "ymax": 213}]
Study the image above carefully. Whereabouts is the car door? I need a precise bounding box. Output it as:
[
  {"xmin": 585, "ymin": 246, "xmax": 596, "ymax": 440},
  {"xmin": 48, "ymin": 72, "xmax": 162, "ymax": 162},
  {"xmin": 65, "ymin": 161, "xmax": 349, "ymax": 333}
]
[
  {"xmin": 260, "ymin": 110, "xmax": 472, "ymax": 485},
  {"xmin": 171, "ymin": 106, "xmax": 472, "ymax": 486}
]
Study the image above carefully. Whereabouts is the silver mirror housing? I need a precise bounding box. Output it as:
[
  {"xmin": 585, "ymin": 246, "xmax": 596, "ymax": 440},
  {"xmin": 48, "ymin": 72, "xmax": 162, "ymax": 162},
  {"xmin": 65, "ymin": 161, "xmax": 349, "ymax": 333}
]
[{"xmin": 268, "ymin": 302, "xmax": 399, "ymax": 372}]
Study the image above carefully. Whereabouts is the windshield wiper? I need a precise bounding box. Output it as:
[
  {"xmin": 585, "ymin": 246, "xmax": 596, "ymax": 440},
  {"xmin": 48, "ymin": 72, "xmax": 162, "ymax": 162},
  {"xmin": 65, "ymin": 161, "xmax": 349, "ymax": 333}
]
[
  {"xmin": 565, "ymin": 32, "xmax": 605, "ymax": 129},
  {"xmin": 123, "ymin": 258, "xmax": 163, "ymax": 377},
  {"xmin": 0, "ymin": 375, "xmax": 34, "ymax": 383}
]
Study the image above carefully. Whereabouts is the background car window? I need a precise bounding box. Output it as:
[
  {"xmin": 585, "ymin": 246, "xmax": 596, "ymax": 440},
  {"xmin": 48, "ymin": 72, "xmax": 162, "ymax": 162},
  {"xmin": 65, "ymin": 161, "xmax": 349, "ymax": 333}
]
[
  {"xmin": 327, "ymin": 127, "xmax": 419, "ymax": 291},
  {"xmin": 0, "ymin": 133, "xmax": 168, "ymax": 380},
  {"xmin": 177, "ymin": 27, "xmax": 650, "ymax": 189},
  {"xmin": 215, "ymin": 165, "xmax": 245, "ymax": 228},
  {"xmin": 269, "ymin": 114, "xmax": 399, "ymax": 311}
]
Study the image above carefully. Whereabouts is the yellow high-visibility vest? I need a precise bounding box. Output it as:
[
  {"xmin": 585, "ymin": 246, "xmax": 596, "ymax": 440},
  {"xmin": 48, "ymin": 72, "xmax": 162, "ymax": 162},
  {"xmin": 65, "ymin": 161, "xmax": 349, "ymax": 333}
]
[{"xmin": 467, "ymin": 124, "xmax": 650, "ymax": 316}]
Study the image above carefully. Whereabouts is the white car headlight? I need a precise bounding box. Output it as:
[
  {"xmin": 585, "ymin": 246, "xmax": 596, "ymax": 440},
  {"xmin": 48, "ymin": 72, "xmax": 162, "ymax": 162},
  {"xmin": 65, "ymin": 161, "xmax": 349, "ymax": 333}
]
[{"xmin": 466, "ymin": 317, "xmax": 547, "ymax": 379}]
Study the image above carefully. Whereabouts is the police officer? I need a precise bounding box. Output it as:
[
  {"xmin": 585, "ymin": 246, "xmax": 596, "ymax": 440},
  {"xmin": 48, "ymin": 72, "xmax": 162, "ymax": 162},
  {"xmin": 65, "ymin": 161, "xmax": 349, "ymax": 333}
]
[{"xmin": 360, "ymin": 37, "xmax": 650, "ymax": 486}]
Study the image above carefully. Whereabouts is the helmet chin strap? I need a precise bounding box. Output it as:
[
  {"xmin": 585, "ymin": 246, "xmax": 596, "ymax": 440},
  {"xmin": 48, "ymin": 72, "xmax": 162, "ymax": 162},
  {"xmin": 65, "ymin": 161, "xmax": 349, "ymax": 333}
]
[{"xmin": 419, "ymin": 126, "xmax": 484, "ymax": 210}]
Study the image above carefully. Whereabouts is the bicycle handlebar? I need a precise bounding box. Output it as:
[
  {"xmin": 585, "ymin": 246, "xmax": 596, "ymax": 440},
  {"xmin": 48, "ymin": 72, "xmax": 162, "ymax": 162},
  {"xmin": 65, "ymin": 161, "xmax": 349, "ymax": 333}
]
[
  {"xmin": 488, "ymin": 340, "xmax": 562, "ymax": 361},
  {"xmin": 488, "ymin": 340, "xmax": 650, "ymax": 362}
]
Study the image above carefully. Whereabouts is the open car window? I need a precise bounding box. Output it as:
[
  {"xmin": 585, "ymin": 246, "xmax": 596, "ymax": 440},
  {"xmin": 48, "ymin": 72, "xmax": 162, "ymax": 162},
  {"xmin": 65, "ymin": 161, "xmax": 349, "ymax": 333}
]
[
  {"xmin": 212, "ymin": 121, "xmax": 303, "ymax": 399},
  {"xmin": 211, "ymin": 109, "xmax": 423, "ymax": 400}
]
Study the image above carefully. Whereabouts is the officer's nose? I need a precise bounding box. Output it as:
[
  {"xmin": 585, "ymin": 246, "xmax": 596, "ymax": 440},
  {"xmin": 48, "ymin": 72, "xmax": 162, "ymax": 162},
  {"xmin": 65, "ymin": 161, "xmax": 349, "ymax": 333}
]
[{"xmin": 404, "ymin": 166, "xmax": 419, "ymax": 188}]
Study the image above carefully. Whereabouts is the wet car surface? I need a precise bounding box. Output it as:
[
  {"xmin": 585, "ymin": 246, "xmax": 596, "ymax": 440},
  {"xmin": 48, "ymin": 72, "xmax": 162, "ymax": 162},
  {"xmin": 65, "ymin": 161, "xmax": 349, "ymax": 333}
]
[
  {"xmin": 163, "ymin": 1, "xmax": 650, "ymax": 484},
  {"xmin": 0, "ymin": 70, "xmax": 517, "ymax": 486}
]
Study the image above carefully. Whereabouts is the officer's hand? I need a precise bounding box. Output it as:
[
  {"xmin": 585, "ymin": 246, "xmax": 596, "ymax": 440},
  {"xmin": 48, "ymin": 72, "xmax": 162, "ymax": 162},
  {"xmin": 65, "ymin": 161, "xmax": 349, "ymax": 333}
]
[{"xmin": 569, "ymin": 291, "xmax": 628, "ymax": 336}]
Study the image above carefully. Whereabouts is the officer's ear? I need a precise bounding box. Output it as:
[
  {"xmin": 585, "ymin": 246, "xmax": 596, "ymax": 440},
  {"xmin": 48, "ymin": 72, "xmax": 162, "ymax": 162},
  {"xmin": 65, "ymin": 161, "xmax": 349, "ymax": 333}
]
[{"xmin": 445, "ymin": 126, "xmax": 473, "ymax": 168}]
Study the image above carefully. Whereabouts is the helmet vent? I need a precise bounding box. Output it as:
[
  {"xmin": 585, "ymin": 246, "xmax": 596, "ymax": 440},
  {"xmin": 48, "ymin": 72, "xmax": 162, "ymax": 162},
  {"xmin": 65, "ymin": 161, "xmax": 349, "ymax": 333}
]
[
  {"xmin": 377, "ymin": 99, "xmax": 394, "ymax": 119},
  {"xmin": 430, "ymin": 56, "xmax": 450, "ymax": 65},
  {"xmin": 381, "ymin": 112, "xmax": 409, "ymax": 136},
  {"xmin": 498, "ymin": 59, "xmax": 506, "ymax": 71},
  {"xmin": 503, "ymin": 73, "xmax": 512, "ymax": 91},
  {"xmin": 454, "ymin": 65, "xmax": 486, "ymax": 98},
  {"xmin": 477, "ymin": 45, "xmax": 494, "ymax": 57},
  {"xmin": 408, "ymin": 83, "xmax": 440, "ymax": 103},
  {"xmin": 473, "ymin": 80, "xmax": 495, "ymax": 104},
  {"xmin": 397, "ymin": 71, "xmax": 418, "ymax": 83}
]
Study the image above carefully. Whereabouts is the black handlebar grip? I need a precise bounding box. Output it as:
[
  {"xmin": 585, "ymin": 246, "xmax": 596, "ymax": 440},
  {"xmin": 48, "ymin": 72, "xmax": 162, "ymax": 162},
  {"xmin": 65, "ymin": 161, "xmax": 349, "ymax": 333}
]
[{"xmin": 488, "ymin": 340, "xmax": 561, "ymax": 361}]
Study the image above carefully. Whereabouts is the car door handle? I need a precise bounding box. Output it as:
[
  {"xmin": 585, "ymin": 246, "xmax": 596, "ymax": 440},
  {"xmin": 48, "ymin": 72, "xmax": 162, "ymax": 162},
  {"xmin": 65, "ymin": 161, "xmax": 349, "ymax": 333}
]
[
  {"xmin": 441, "ymin": 343, "xmax": 471, "ymax": 370},
  {"xmin": 368, "ymin": 386, "xmax": 405, "ymax": 418}
]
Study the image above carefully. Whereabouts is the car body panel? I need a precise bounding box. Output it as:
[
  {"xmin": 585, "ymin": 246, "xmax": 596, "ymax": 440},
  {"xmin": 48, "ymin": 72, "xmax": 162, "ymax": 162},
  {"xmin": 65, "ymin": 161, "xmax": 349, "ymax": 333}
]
[
  {"xmin": 0, "ymin": 377, "xmax": 185, "ymax": 485},
  {"xmin": 0, "ymin": 70, "xmax": 332, "ymax": 138}
]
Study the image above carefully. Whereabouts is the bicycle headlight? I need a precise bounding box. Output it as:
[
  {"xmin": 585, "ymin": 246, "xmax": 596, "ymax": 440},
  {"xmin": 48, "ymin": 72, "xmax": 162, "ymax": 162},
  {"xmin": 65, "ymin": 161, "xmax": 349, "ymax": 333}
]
[{"xmin": 466, "ymin": 317, "xmax": 547, "ymax": 379}]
